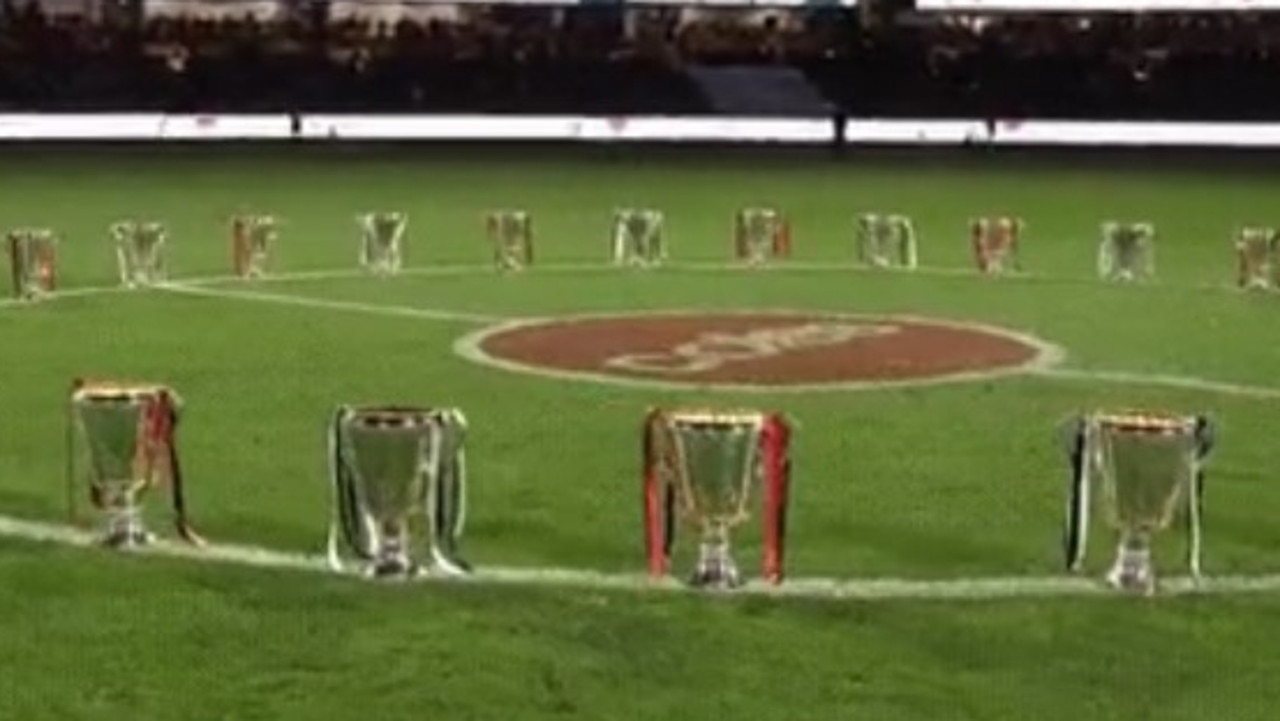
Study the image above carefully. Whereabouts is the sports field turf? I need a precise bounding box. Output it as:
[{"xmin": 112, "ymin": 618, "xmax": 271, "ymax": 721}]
[{"xmin": 1, "ymin": 144, "xmax": 1279, "ymax": 720}]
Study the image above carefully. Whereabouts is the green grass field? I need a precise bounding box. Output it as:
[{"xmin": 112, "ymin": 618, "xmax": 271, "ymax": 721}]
[{"xmin": 2, "ymin": 145, "xmax": 1280, "ymax": 720}]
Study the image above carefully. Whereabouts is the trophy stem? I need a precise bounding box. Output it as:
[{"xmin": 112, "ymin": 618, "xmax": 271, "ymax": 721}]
[
  {"xmin": 1108, "ymin": 530, "xmax": 1155, "ymax": 595},
  {"xmin": 370, "ymin": 522, "xmax": 418, "ymax": 580},
  {"xmin": 102, "ymin": 492, "xmax": 150, "ymax": 549},
  {"xmin": 691, "ymin": 523, "xmax": 741, "ymax": 590}
]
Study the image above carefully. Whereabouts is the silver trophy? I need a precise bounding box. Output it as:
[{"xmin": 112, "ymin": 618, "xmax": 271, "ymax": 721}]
[
  {"xmin": 611, "ymin": 208, "xmax": 665, "ymax": 267},
  {"xmin": 971, "ymin": 216, "xmax": 1023, "ymax": 274},
  {"xmin": 327, "ymin": 405, "xmax": 470, "ymax": 579},
  {"xmin": 6, "ymin": 227, "xmax": 58, "ymax": 300},
  {"xmin": 734, "ymin": 207, "xmax": 788, "ymax": 265},
  {"xmin": 112, "ymin": 220, "xmax": 168, "ymax": 288},
  {"xmin": 856, "ymin": 213, "xmax": 918, "ymax": 269},
  {"xmin": 487, "ymin": 210, "xmax": 533, "ymax": 271},
  {"xmin": 643, "ymin": 409, "xmax": 792, "ymax": 589},
  {"xmin": 67, "ymin": 379, "xmax": 202, "ymax": 548},
  {"xmin": 1098, "ymin": 222, "xmax": 1155, "ymax": 282},
  {"xmin": 232, "ymin": 214, "xmax": 278, "ymax": 278},
  {"xmin": 1234, "ymin": 226, "xmax": 1279, "ymax": 291},
  {"xmin": 357, "ymin": 212, "xmax": 406, "ymax": 276},
  {"xmin": 1064, "ymin": 411, "xmax": 1213, "ymax": 595}
]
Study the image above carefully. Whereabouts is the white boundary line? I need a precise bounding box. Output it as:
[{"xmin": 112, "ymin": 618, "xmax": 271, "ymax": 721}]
[
  {"xmin": 175, "ymin": 267, "xmax": 368, "ymax": 286},
  {"xmin": 1035, "ymin": 367, "xmax": 1280, "ymax": 401},
  {"xmin": 178, "ymin": 264, "xmax": 525, "ymax": 288},
  {"xmin": 158, "ymin": 281, "xmax": 506, "ymax": 324},
  {"xmin": 158, "ymin": 260, "xmax": 1258, "ymax": 299},
  {"xmin": 3, "ymin": 514, "xmax": 1278, "ymax": 601},
  {"xmin": 453, "ymin": 308, "xmax": 1069, "ymax": 394},
  {"xmin": 0, "ymin": 283, "xmax": 128, "ymax": 309},
  {"xmin": 176, "ymin": 262, "xmax": 654, "ymax": 289}
]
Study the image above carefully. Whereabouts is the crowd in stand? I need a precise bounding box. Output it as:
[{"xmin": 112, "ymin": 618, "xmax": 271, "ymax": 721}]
[
  {"xmin": 1, "ymin": 0, "xmax": 1279, "ymax": 119},
  {"xmin": 809, "ymin": 13, "xmax": 1280, "ymax": 119},
  {"xmin": 0, "ymin": 4, "xmax": 711, "ymax": 112}
]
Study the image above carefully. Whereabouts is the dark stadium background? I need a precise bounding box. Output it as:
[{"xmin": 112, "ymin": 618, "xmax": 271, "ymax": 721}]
[{"xmin": 4, "ymin": 2, "xmax": 1280, "ymax": 720}]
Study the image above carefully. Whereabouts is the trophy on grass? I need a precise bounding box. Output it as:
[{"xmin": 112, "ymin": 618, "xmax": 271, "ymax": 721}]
[
  {"xmin": 856, "ymin": 213, "xmax": 917, "ymax": 269},
  {"xmin": 66, "ymin": 379, "xmax": 203, "ymax": 548},
  {"xmin": 733, "ymin": 207, "xmax": 790, "ymax": 265},
  {"xmin": 327, "ymin": 405, "xmax": 471, "ymax": 579},
  {"xmin": 643, "ymin": 408, "xmax": 792, "ymax": 589},
  {"xmin": 1234, "ymin": 225, "xmax": 1279, "ymax": 291},
  {"xmin": 231, "ymin": 213, "xmax": 279, "ymax": 279},
  {"xmin": 611, "ymin": 208, "xmax": 665, "ymax": 267},
  {"xmin": 486, "ymin": 209, "xmax": 534, "ymax": 272},
  {"xmin": 1098, "ymin": 221, "xmax": 1155, "ymax": 282},
  {"xmin": 1063, "ymin": 411, "xmax": 1214, "ymax": 595},
  {"xmin": 357, "ymin": 212, "xmax": 406, "ymax": 276},
  {"xmin": 112, "ymin": 220, "xmax": 168, "ymax": 288},
  {"xmin": 970, "ymin": 216, "xmax": 1023, "ymax": 274},
  {"xmin": 6, "ymin": 227, "xmax": 58, "ymax": 300}
]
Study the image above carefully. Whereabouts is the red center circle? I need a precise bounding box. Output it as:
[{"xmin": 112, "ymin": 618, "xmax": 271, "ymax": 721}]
[{"xmin": 467, "ymin": 312, "xmax": 1051, "ymax": 388}]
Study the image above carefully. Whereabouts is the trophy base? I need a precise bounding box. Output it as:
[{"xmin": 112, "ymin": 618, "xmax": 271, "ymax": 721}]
[
  {"xmin": 368, "ymin": 557, "xmax": 420, "ymax": 580},
  {"xmin": 366, "ymin": 261, "xmax": 399, "ymax": 277},
  {"xmin": 1106, "ymin": 547, "xmax": 1155, "ymax": 596},
  {"xmin": 101, "ymin": 508, "xmax": 152, "ymax": 550},
  {"xmin": 689, "ymin": 542, "xmax": 742, "ymax": 591},
  {"xmin": 101, "ymin": 529, "xmax": 154, "ymax": 549}
]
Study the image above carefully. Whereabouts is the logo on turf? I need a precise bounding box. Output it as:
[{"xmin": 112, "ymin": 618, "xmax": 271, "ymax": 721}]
[{"xmin": 605, "ymin": 322, "xmax": 899, "ymax": 374}]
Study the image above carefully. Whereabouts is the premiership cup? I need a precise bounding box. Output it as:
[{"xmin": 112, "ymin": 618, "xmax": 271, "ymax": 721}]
[
  {"xmin": 1098, "ymin": 222, "xmax": 1154, "ymax": 282},
  {"xmin": 112, "ymin": 220, "xmax": 169, "ymax": 287},
  {"xmin": 327, "ymin": 406, "xmax": 470, "ymax": 579},
  {"xmin": 6, "ymin": 228, "xmax": 57, "ymax": 300},
  {"xmin": 643, "ymin": 409, "xmax": 791, "ymax": 589},
  {"xmin": 232, "ymin": 214, "xmax": 277, "ymax": 278},
  {"xmin": 1064, "ymin": 411, "xmax": 1213, "ymax": 595},
  {"xmin": 611, "ymin": 208, "xmax": 664, "ymax": 267},
  {"xmin": 1235, "ymin": 227, "xmax": 1278, "ymax": 290},
  {"xmin": 486, "ymin": 210, "xmax": 533, "ymax": 271},
  {"xmin": 67, "ymin": 379, "xmax": 201, "ymax": 548},
  {"xmin": 357, "ymin": 212, "xmax": 405, "ymax": 275}
]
